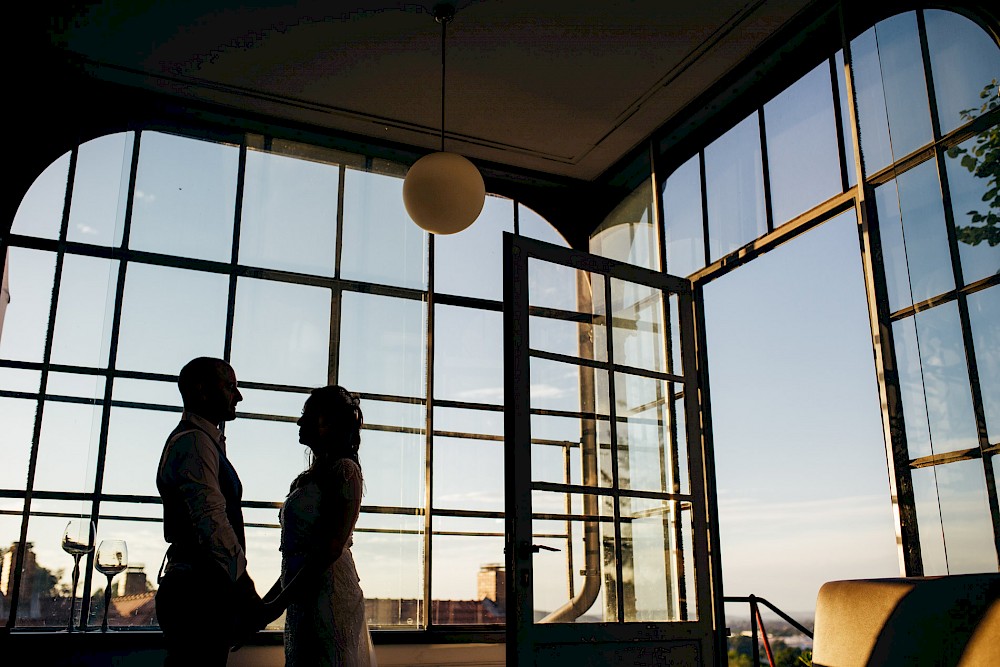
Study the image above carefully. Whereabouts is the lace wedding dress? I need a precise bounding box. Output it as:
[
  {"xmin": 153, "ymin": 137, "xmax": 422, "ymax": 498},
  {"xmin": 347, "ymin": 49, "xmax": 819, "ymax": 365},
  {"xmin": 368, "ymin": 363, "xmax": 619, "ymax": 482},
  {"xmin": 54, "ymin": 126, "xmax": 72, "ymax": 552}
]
[{"xmin": 281, "ymin": 458, "xmax": 376, "ymax": 666}]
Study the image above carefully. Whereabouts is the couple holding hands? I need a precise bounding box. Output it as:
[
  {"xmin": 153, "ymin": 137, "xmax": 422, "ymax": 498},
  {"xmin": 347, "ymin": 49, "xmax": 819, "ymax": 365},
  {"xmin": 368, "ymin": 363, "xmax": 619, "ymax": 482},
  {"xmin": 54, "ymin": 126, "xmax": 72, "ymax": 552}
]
[{"xmin": 154, "ymin": 357, "xmax": 376, "ymax": 666}]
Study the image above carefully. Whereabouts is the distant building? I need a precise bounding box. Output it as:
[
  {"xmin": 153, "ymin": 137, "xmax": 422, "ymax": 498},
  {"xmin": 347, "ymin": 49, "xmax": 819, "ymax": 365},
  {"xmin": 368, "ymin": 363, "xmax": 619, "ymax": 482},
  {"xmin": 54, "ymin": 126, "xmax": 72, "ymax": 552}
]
[
  {"xmin": 115, "ymin": 565, "xmax": 148, "ymax": 597},
  {"xmin": 365, "ymin": 563, "xmax": 507, "ymax": 627},
  {"xmin": 477, "ymin": 563, "xmax": 505, "ymax": 611},
  {"xmin": 0, "ymin": 542, "xmax": 42, "ymax": 619}
]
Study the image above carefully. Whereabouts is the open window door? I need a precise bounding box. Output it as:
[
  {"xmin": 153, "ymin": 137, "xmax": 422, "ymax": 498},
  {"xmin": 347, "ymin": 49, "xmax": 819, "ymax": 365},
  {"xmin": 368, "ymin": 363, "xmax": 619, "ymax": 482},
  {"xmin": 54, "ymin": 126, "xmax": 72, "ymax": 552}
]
[{"xmin": 504, "ymin": 232, "xmax": 720, "ymax": 665}]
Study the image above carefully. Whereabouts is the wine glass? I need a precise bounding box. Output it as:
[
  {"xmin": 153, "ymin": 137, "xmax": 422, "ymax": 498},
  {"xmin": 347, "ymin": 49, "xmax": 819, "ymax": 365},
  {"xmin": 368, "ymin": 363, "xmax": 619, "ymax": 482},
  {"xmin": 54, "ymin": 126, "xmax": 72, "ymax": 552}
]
[
  {"xmin": 61, "ymin": 519, "xmax": 96, "ymax": 632},
  {"xmin": 95, "ymin": 539, "xmax": 128, "ymax": 632}
]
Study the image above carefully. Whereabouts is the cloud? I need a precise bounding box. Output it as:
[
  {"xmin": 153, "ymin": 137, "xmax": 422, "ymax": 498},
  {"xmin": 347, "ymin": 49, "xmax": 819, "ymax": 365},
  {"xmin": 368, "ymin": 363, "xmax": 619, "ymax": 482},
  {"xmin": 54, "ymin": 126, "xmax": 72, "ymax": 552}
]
[
  {"xmin": 75, "ymin": 223, "xmax": 98, "ymax": 235},
  {"xmin": 134, "ymin": 190, "xmax": 156, "ymax": 203}
]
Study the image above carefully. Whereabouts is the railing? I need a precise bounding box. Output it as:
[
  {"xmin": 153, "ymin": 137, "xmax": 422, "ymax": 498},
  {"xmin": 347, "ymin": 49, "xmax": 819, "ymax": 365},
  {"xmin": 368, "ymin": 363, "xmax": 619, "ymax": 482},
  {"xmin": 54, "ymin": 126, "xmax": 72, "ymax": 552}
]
[{"xmin": 723, "ymin": 595, "xmax": 813, "ymax": 667}]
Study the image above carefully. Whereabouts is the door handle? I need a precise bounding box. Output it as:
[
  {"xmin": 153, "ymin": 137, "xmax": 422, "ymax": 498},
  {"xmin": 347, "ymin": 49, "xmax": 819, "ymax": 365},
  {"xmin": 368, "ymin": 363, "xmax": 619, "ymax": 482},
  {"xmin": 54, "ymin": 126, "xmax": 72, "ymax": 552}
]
[
  {"xmin": 517, "ymin": 541, "xmax": 560, "ymax": 558},
  {"xmin": 532, "ymin": 544, "xmax": 560, "ymax": 553}
]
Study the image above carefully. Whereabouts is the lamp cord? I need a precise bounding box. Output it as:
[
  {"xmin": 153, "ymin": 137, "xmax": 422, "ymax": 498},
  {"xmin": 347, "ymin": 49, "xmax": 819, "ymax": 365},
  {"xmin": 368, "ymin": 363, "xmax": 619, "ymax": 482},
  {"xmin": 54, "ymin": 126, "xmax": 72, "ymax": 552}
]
[{"xmin": 440, "ymin": 13, "xmax": 446, "ymax": 152}]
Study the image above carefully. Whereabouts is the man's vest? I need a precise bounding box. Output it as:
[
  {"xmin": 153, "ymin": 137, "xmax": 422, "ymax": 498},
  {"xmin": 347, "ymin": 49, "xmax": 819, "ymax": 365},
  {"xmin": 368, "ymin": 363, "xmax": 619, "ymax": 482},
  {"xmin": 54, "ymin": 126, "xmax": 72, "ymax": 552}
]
[{"xmin": 158, "ymin": 419, "xmax": 246, "ymax": 570}]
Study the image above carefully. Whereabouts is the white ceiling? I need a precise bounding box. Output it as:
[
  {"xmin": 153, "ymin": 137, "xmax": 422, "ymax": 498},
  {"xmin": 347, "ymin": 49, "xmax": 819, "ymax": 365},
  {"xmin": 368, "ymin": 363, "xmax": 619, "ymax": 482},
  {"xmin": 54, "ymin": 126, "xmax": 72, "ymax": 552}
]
[{"xmin": 47, "ymin": 0, "xmax": 819, "ymax": 181}]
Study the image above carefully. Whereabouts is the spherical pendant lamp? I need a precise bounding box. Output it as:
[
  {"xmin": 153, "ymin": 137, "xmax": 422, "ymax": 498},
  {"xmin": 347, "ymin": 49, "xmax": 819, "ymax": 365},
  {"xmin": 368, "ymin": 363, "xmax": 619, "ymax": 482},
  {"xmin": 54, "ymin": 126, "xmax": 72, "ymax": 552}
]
[
  {"xmin": 403, "ymin": 151, "xmax": 485, "ymax": 235},
  {"xmin": 402, "ymin": 3, "xmax": 485, "ymax": 235}
]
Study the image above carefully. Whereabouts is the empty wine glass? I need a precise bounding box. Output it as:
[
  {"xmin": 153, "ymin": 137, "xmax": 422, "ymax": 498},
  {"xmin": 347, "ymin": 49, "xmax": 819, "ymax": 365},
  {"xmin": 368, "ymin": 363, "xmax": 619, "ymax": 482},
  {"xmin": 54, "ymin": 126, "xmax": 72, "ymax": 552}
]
[
  {"xmin": 61, "ymin": 519, "xmax": 96, "ymax": 632},
  {"xmin": 95, "ymin": 539, "xmax": 128, "ymax": 632}
]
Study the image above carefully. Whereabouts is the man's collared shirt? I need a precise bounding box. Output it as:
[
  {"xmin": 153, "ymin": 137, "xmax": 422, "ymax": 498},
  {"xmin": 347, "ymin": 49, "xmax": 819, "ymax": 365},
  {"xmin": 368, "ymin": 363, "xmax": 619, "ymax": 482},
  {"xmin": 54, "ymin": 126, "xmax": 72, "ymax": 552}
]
[{"xmin": 157, "ymin": 410, "xmax": 247, "ymax": 582}]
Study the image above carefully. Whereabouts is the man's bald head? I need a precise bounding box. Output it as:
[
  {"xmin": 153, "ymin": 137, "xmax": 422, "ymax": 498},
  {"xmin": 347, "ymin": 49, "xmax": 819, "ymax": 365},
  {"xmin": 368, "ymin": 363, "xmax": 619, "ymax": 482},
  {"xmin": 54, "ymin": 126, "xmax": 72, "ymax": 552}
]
[{"xmin": 178, "ymin": 357, "xmax": 242, "ymax": 424}]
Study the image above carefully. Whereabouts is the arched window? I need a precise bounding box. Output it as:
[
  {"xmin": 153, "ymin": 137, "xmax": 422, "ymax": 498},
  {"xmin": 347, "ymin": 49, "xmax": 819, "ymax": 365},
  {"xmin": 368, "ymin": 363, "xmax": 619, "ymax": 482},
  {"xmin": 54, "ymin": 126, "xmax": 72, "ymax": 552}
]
[
  {"xmin": 0, "ymin": 130, "xmax": 566, "ymax": 629},
  {"xmin": 591, "ymin": 6, "xmax": 999, "ymax": 642}
]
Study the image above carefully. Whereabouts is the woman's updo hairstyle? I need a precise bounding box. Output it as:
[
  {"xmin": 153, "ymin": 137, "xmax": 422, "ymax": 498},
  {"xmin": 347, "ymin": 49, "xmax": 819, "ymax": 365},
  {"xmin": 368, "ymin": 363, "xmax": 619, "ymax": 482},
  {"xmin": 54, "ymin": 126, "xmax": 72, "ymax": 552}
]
[
  {"xmin": 290, "ymin": 385, "xmax": 364, "ymax": 494},
  {"xmin": 307, "ymin": 385, "xmax": 363, "ymax": 464}
]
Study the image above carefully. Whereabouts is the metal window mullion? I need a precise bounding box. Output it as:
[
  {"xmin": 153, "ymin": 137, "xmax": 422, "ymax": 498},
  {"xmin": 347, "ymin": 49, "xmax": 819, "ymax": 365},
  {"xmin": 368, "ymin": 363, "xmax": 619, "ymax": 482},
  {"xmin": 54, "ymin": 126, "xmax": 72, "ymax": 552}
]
[
  {"xmin": 223, "ymin": 141, "xmax": 247, "ymax": 363},
  {"xmin": 7, "ymin": 144, "xmax": 81, "ymax": 629},
  {"xmin": 603, "ymin": 275, "xmax": 626, "ymax": 623},
  {"xmin": 758, "ymin": 109, "xmax": 775, "ymax": 233},
  {"xmin": 699, "ymin": 151, "xmax": 711, "ymax": 267},
  {"xmin": 829, "ymin": 54, "xmax": 851, "ymax": 192},
  {"xmin": 504, "ymin": 232, "xmax": 533, "ymax": 667},
  {"xmin": 682, "ymin": 287, "xmax": 717, "ymax": 636},
  {"xmin": 422, "ymin": 232, "xmax": 434, "ymax": 630},
  {"xmin": 840, "ymin": 8, "xmax": 923, "ymax": 575},
  {"xmin": 81, "ymin": 129, "xmax": 143, "ymax": 628}
]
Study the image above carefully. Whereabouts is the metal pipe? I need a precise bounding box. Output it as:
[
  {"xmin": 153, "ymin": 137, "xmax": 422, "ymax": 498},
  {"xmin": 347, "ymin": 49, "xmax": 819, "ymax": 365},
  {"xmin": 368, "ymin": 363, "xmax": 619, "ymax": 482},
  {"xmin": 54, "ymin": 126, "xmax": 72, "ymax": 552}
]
[{"xmin": 539, "ymin": 269, "xmax": 602, "ymax": 623}]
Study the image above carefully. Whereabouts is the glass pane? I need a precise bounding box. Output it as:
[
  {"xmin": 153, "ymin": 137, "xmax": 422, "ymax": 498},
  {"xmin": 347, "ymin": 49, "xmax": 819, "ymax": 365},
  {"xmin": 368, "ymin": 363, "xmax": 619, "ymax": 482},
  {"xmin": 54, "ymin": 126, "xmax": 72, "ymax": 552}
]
[
  {"xmin": 231, "ymin": 277, "xmax": 331, "ymax": 387},
  {"xmin": 944, "ymin": 129, "xmax": 1000, "ymax": 285},
  {"xmin": 610, "ymin": 278, "xmax": 668, "ymax": 374},
  {"xmin": 86, "ymin": 514, "xmax": 166, "ymax": 628},
  {"xmin": 434, "ymin": 305, "xmax": 503, "ymax": 405},
  {"xmin": 102, "ymin": 407, "xmax": 183, "ymax": 496},
  {"xmin": 614, "ymin": 374, "xmax": 677, "ymax": 495},
  {"xmin": 33, "ymin": 401, "xmax": 102, "ymax": 494},
  {"xmin": 433, "ymin": 436, "xmax": 503, "ymax": 512},
  {"xmin": 968, "ymin": 287, "xmax": 999, "ymax": 443},
  {"xmin": 15, "ymin": 501, "xmax": 96, "ymax": 628},
  {"xmin": 529, "ymin": 309, "xmax": 606, "ymax": 365},
  {"xmin": 704, "ymin": 211, "xmax": 898, "ymax": 614},
  {"xmin": 112, "ymin": 378, "xmax": 182, "ymax": 408},
  {"xmin": 530, "ymin": 357, "xmax": 609, "ymax": 418},
  {"xmin": 46, "ymin": 372, "xmax": 105, "ymax": 399},
  {"xmin": 67, "ymin": 132, "xmax": 133, "ymax": 246},
  {"xmin": 431, "ymin": 518, "xmax": 505, "ymax": 625},
  {"xmin": 519, "ymin": 203, "xmax": 569, "ymax": 247},
  {"xmin": 0, "ymin": 397, "xmax": 35, "ymax": 491},
  {"xmin": 238, "ymin": 148, "xmax": 339, "ymax": 276},
  {"xmin": 894, "ymin": 316, "xmax": 933, "ymax": 459},
  {"xmin": 237, "ymin": 387, "xmax": 309, "ymax": 420},
  {"xmin": 936, "ymin": 459, "xmax": 998, "ymax": 573},
  {"xmin": 875, "ymin": 160, "xmax": 954, "ymax": 312},
  {"xmin": 434, "ymin": 406, "xmax": 501, "ymax": 437},
  {"xmin": 589, "ymin": 180, "xmax": 660, "ymax": 271},
  {"xmin": 225, "ymin": 416, "xmax": 304, "ymax": 503},
  {"xmin": 358, "ymin": 428, "xmax": 424, "ymax": 509},
  {"xmin": 910, "ymin": 466, "xmax": 948, "ymax": 576},
  {"xmin": 129, "ymin": 131, "xmax": 238, "ymax": 262},
  {"xmin": 669, "ymin": 294, "xmax": 682, "ymax": 376},
  {"xmin": 528, "ymin": 258, "xmax": 603, "ymax": 316},
  {"xmin": 662, "ymin": 154, "xmax": 705, "ymax": 278},
  {"xmin": 925, "ymin": 9, "xmax": 1000, "ymax": 136},
  {"xmin": 354, "ymin": 512, "xmax": 424, "ymax": 628},
  {"xmin": 705, "ymin": 112, "xmax": 766, "ymax": 262},
  {"xmin": 835, "ymin": 50, "xmax": 858, "ymax": 188},
  {"xmin": 11, "ymin": 151, "xmax": 70, "ymax": 240},
  {"xmin": 434, "ymin": 195, "xmax": 513, "ymax": 300},
  {"xmin": 338, "ymin": 291, "xmax": 426, "ymax": 398},
  {"xmin": 116, "ymin": 263, "xmax": 229, "ymax": 375},
  {"xmin": 365, "ymin": 398, "xmax": 425, "ymax": 432},
  {"xmin": 531, "ymin": 504, "xmax": 615, "ymax": 623},
  {"xmin": 341, "ymin": 168, "xmax": 427, "ymax": 289},
  {"xmin": 531, "ymin": 414, "xmax": 590, "ymax": 488},
  {"xmin": 0, "ymin": 367, "xmax": 40, "ymax": 393},
  {"xmin": 764, "ymin": 61, "xmax": 842, "ymax": 226},
  {"xmin": 851, "ymin": 13, "xmax": 933, "ymax": 175},
  {"xmin": 0, "ymin": 248, "xmax": 56, "ymax": 363},
  {"xmin": 49, "ymin": 254, "xmax": 117, "ymax": 368},
  {"xmin": 621, "ymin": 497, "xmax": 687, "ymax": 621},
  {"xmin": 898, "ymin": 303, "xmax": 980, "ymax": 457}
]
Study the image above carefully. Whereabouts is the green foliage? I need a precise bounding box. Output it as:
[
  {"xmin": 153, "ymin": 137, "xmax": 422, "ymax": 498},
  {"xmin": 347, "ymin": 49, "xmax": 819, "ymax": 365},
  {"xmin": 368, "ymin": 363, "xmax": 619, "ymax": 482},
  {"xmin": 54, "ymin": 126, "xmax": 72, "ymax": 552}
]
[
  {"xmin": 727, "ymin": 636, "xmax": 813, "ymax": 667},
  {"xmin": 945, "ymin": 79, "xmax": 1000, "ymax": 248}
]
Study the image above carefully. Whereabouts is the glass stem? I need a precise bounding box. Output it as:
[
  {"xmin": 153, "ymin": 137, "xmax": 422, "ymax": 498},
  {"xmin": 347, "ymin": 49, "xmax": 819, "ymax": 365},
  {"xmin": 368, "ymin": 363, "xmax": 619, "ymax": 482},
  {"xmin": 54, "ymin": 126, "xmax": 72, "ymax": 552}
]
[
  {"xmin": 68, "ymin": 554, "xmax": 81, "ymax": 632},
  {"xmin": 102, "ymin": 575, "xmax": 114, "ymax": 632}
]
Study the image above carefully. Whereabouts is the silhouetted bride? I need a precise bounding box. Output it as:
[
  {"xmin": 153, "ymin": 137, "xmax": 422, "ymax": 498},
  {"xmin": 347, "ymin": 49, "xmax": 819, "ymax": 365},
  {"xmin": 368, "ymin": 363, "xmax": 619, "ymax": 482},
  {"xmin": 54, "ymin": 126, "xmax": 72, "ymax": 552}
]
[{"xmin": 262, "ymin": 385, "xmax": 376, "ymax": 666}]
